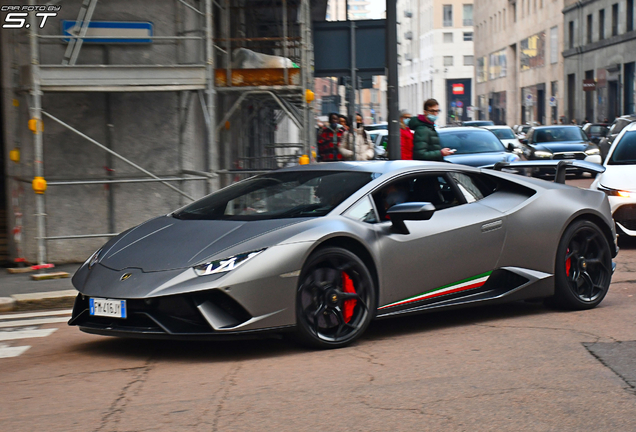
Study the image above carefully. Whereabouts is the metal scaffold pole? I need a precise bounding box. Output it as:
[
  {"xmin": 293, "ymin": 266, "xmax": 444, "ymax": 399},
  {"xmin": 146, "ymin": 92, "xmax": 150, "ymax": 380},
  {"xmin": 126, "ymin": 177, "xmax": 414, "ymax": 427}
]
[
  {"xmin": 300, "ymin": 0, "xmax": 310, "ymax": 159},
  {"xmin": 29, "ymin": 0, "xmax": 47, "ymax": 266},
  {"xmin": 205, "ymin": 0, "xmax": 218, "ymax": 190}
]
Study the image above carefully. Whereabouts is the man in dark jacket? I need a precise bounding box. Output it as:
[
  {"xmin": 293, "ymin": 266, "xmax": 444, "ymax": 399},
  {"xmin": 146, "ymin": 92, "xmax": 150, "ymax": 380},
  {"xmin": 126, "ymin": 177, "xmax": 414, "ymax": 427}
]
[{"xmin": 408, "ymin": 99, "xmax": 454, "ymax": 161}]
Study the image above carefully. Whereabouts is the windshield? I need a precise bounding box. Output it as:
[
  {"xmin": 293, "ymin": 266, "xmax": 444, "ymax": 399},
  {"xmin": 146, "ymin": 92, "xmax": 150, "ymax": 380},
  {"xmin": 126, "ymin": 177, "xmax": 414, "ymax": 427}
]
[
  {"xmin": 589, "ymin": 125, "xmax": 608, "ymax": 136},
  {"xmin": 173, "ymin": 171, "xmax": 376, "ymax": 221},
  {"xmin": 532, "ymin": 127, "xmax": 586, "ymax": 143},
  {"xmin": 520, "ymin": 126, "xmax": 530, "ymax": 134},
  {"xmin": 490, "ymin": 128, "xmax": 516, "ymax": 139},
  {"xmin": 464, "ymin": 121, "xmax": 494, "ymax": 126},
  {"xmin": 439, "ymin": 130, "xmax": 506, "ymax": 154},
  {"xmin": 608, "ymin": 131, "xmax": 636, "ymax": 165}
]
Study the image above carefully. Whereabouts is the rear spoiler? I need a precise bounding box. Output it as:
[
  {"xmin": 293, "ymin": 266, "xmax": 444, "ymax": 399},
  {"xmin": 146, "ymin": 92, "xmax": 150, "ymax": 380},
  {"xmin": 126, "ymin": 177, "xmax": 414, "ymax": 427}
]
[{"xmin": 483, "ymin": 160, "xmax": 605, "ymax": 184}]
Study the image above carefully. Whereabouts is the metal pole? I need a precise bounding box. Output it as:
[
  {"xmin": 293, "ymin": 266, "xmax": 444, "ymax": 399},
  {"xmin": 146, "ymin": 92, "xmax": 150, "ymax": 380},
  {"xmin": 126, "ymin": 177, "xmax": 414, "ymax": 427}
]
[
  {"xmin": 29, "ymin": 0, "xmax": 47, "ymax": 267},
  {"xmin": 42, "ymin": 111, "xmax": 196, "ymax": 201},
  {"xmin": 283, "ymin": 0, "xmax": 288, "ymax": 85},
  {"xmin": 206, "ymin": 0, "xmax": 219, "ymax": 190},
  {"xmin": 300, "ymin": 0, "xmax": 309, "ymax": 158},
  {"xmin": 386, "ymin": 0, "xmax": 400, "ymax": 159},
  {"xmin": 348, "ymin": 9, "xmax": 357, "ymax": 160}
]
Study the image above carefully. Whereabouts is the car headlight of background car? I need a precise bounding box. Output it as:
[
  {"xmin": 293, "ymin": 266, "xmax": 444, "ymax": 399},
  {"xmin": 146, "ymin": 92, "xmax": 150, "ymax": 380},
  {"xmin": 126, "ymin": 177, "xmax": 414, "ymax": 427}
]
[
  {"xmin": 598, "ymin": 185, "xmax": 634, "ymax": 198},
  {"xmin": 194, "ymin": 249, "xmax": 266, "ymax": 276},
  {"xmin": 534, "ymin": 150, "xmax": 552, "ymax": 158},
  {"xmin": 584, "ymin": 147, "xmax": 600, "ymax": 155}
]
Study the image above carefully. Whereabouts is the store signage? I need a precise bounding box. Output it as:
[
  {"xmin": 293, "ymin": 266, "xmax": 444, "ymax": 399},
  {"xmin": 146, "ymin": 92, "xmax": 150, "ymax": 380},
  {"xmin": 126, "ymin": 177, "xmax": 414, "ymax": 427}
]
[
  {"xmin": 583, "ymin": 79, "xmax": 597, "ymax": 91},
  {"xmin": 452, "ymin": 84, "xmax": 465, "ymax": 95}
]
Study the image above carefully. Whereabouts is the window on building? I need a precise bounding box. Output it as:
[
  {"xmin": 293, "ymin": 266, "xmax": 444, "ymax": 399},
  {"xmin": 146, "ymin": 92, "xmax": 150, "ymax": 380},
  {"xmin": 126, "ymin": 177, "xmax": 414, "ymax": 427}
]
[
  {"xmin": 612, "ymin": 3, "xmax": 619, "ymax": 36},
  {"xmin": 512, "ymin": 3, "xmax": 517, "ymax": 23},
  {"xmin": 443, "ymin": 5, "xmax": 453, "ymax": 27},
  {"xmin": 600, "ymin": 9, "xmax": 605, "ymax": 40},
  {"xmin": 444, "ymin": 32, "xmax": 454, "ymax": 43},
  {"xmin": 628, "ymin": 0, "xmax": 634, "ymax": 32},
  {"xmin": 569, "ymin": 20, "xmax": 575, "ymax": 48},
  {"xmin": 464, "ymin": 55, "xmax": 474, "ymax": 66},
  {"xmin": 464, "ymin": 32, "xmax": 473, "ymax": 41},
  {"xmin": 463, "ymin": 4, "xmax": 473, "ymax": 26},
  {"xmin": 444, "ymin": 56, "xmax": 454, "ymax": 66},
  {"xmin": 550, "ymin": 26, "xmax": 558, "ymax": 64},
  {"xmin": 587, "ymin": 14, "xmax": 593, "ymax": 44}
]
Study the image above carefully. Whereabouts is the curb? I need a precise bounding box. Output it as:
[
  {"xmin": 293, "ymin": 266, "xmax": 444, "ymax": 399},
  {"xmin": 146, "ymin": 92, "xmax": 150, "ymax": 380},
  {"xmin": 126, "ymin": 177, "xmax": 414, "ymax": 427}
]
[{"xmin": 4, "ymin": 290, "xmax": 77, "ymax": 312}]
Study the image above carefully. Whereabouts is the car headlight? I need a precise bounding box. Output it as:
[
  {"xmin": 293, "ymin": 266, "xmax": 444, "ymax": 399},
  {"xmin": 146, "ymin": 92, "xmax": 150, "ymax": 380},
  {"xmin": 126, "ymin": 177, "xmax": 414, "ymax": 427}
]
[
  {"xmin": 598, "ymin": 185, "xmax": 633, "ymax": 198},
  {"xmin": 86, "ymin": 248, "xmax": 102, "ymax": 270},
  {"xmin": 194, "ymin": 249, "xmax": 266, "ymax": 276},
  {"xmin": 534, "ymin": 150, "xmax": 552, "ymax": 158},
  {"xmin": 585, "ymin": 148, "xmax": 600, "ymax": 155}
]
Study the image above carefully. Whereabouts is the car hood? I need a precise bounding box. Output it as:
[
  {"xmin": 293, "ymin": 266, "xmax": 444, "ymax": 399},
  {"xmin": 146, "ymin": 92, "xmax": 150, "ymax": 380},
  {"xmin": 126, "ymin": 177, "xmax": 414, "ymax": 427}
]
[
  {"xmin": 599, "ymin": 165, "xmax": 636, "ymax": 190},
  {"xmin": 444, "ymin": 151, "xmax": 516, "ymax": 167},
  {"xmin": 97, "ymin": 216, "xmax": 310, "ymax": 272},
  {"xmin": 532, "ymin": 142, "xmax": 589, "ymax": 152}
]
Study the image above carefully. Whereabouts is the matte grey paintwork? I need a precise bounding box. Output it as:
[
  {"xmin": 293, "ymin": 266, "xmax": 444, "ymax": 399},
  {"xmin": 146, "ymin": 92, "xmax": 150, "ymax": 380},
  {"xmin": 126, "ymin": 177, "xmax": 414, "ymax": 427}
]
[{"xmin": 71, "ymin": 160, "xmax": 617, "ymax": 335}]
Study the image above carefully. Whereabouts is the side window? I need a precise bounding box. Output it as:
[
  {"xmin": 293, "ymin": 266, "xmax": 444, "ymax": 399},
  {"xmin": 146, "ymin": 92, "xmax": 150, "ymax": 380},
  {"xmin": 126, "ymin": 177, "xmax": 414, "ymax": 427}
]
[
  {"xmin": 344, "ymin": 196, "xmax": 378, "ymax": 224},
  {"xmin": 372, "ymin": 174, "xmax": 463, "ymax": 220},
  {"xmin": 526, "ymin": 129, "xmax": 534, "ymax": 143},
  {"xmin": 449, "ymin": 172, "xmax": 497, "ymax": 203}
]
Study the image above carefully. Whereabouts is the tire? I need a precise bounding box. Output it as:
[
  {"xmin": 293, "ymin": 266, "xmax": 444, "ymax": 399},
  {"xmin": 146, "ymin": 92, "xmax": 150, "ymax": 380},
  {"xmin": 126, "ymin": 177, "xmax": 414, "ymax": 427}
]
[
  {"xmin": 552, "ymin": 220, "xmax": 612, "ymax": 310},
  {"xmin": 295, "ymin": 247, "xmax": 376, "ymax": 349}
]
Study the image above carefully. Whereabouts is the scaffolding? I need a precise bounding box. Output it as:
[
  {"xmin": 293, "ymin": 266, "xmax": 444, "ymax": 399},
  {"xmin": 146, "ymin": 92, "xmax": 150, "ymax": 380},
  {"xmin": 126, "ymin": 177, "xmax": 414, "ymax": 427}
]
[{"xmin": 11, "ymin": 0, "xmax": 314, "ymax": 265}]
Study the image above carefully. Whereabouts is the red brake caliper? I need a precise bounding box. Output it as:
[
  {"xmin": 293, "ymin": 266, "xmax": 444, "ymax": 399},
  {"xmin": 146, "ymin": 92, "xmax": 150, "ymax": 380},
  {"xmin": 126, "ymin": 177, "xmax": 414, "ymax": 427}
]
[
  {"xmin": 342, "ymin": 272, "xmax": 357, "ymax": 323},
  {"xmin": 565, "ymin": 248, "xmax": 571, "ymax": 277}
]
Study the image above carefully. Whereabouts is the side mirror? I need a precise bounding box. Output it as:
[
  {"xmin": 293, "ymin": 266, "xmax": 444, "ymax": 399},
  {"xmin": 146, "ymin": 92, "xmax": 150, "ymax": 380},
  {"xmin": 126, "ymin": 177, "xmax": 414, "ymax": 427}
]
[
  {"xmin": 386, "ymin": 202, "xmax": 436, "ymax": 234},
  {"xmin": 507, "ymin": 143, "xmax": 515, "ymax": 152}
]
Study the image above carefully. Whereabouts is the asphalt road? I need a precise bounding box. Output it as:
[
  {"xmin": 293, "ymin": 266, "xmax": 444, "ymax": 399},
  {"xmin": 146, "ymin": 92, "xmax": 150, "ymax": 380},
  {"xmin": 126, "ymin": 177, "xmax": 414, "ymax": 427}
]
[{"xmin": 2, "ymin": 177, "xmax": 636, "ymax": 431}]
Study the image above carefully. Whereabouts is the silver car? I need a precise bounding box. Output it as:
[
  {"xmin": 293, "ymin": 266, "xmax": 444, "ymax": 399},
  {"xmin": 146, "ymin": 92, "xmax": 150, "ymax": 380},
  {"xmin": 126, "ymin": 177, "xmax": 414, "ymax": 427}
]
[{"xmin": 70, "ymin": 161, "xmax": 617, "ymax": 349}]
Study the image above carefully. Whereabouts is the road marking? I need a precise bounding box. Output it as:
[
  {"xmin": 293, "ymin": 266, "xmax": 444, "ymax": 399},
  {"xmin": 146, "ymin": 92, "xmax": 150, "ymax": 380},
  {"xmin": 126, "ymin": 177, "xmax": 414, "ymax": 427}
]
[
  {"xmin": 0, "ymin": 317, "xmax": 69, "ymax": 328},
  {"xmin": 0, "ymin": 309, "xmax": 72, "ymax": 320},
  {"xmin": 0, "ymin": 343, "xmax": 31, "ymax": 359},
  {"xmin": 0, "ymin": 328, "xmax": 57, "ymax": 342}
]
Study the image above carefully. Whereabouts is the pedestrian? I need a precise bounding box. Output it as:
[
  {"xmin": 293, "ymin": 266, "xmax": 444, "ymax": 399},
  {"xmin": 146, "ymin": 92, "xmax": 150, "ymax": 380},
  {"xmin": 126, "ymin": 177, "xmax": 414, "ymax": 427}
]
[
  {"xmin": 399, "ymin": 109, "xmax": 413, "ymax": 160},
  {"xmin": 317, "ymin": 112, "xmax": 345, "ymax": 162},
  {"xmin": 559, "ymin": 118, "xmax": 565, "ymax": 125},
  {"xmin": 339, "ymin": 114, "xmax": 350, "ymax": 132},
  {"xmin": 409, "ymin": 99, "xmax": 454, "ymax": 161},
  {"xmin": 570, "ymin": 119, "xmax": 578, "ymax": 125},
  {"xmin": 340, "ymin": 112, "xmax": 375, "ymax": 161}
]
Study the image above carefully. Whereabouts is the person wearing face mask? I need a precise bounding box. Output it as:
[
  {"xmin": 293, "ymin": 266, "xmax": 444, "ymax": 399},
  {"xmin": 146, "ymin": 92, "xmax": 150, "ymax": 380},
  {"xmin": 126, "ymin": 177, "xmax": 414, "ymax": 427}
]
[
  {"xmin": 399, "ymin": 110, "xmax": 414, "ymax": 160},
  {"xmin": 340, "ymin": 113, "xmax": 375, "ymax": 161},
  {"xmin": 317, "ymin": 112, "xmax": 345, "ymax": 162},
  {"xmin": 408, "ymin": 99, "xmax": 454, "ymax": 161}
]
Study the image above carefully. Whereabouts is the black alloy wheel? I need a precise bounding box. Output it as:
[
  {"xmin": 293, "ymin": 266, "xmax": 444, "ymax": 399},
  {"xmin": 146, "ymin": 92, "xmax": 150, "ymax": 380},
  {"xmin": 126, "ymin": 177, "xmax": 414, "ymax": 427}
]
[
  {"xmin": 295, "ymin": 247, "xmax": 375, "ymax": 349},
  {"xmin": 553, "ymin": 220, "xmax": 613, "ymax": 309}
]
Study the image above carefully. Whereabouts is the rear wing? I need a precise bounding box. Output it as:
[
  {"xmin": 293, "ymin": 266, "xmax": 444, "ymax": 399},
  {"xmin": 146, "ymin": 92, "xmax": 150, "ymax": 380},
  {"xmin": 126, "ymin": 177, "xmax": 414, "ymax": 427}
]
[{"xmin": 484, "ymin": 160, "xmax": 605, "ymax": 184}]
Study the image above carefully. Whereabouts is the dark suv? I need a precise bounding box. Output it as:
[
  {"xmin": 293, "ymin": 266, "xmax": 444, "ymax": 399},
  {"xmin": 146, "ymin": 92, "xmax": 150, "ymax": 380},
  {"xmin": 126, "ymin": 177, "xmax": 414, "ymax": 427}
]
[{"xmin": 599, "ymin": 115, "xmax": 636, "ymax": 161}]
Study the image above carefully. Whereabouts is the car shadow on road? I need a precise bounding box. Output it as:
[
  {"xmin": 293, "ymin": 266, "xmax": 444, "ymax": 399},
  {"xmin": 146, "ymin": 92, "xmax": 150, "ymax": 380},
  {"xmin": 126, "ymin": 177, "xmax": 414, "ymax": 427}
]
[{"xmin": 69, "ymin": 300, "xmax": 555, "ymax": 362}]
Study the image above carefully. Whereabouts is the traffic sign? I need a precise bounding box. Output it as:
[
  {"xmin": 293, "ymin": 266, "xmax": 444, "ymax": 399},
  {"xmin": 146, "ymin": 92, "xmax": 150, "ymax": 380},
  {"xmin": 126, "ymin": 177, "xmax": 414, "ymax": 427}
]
[
  {"xmin": 457, "ymin": 101, "xmax": 464, "ymax": 108},
  {"xmin": 451, "ymin": 101, "xmax": 457, "ymax": 108},
  {"xmin": 549, "ymin": 96, "xmax": 557, "ymax": 107},
  {"xmin": 524, "ymin": 94, "xmax": 534, "ymax": 107}
]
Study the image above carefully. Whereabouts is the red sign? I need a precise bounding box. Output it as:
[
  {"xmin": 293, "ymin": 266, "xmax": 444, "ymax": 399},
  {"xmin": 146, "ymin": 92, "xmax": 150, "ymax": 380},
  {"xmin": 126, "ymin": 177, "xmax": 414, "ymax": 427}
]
[
  {"xmin": 452, "ymin": 84, "xmax": 465, "ymax": 95},
  {"xmin": 583, "ymin": 79, "xmax": 597, "ymax": 92}
]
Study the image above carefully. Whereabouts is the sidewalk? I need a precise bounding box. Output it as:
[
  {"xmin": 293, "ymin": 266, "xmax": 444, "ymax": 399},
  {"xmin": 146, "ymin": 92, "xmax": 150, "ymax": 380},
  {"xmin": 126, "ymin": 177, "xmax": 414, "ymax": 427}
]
[{"xmin": 0, "ymin": 264, "xmax": 81, "ymax": 312}]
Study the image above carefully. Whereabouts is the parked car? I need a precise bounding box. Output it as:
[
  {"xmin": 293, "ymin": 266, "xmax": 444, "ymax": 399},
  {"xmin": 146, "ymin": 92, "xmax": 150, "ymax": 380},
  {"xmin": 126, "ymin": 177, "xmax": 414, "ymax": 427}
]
[
  {"xmin": 69, "ymin": 161, "xmax": 617, "ymax": 349},
  {"xmin": 591, "ymin": 122, "xmax": 636, "ymax": 238},
  {"xmin": 598, "ymin": 115, "xmax": 636, "ymax": 162},
  {"xmin": 462, "ymin": 120, "xmax": 495, "ymax": 127},
  {"xmin": 523, "ymin": 125, "xmax": 601, "ymax": 177},
  {"xmin": 364, "ymin": 122, "xmax": 388, "ymax": 132},
  {"xmin": 516, "ymin": 124, "xmax": 532, "ymax": 140},
  {"xmin": 582, "ymin": 123, "xmax": 610, "ymax": 145},
  {"xmin": 482, "ymin": 125, "xmax": 524, "ymax": 155},
  {"xmin": 368, "ymin": 129, "xmax": 388, "ymax": 159},
  {"xmin": 437, "ymin": 127, "xmax": 520, "ymax": 167}
]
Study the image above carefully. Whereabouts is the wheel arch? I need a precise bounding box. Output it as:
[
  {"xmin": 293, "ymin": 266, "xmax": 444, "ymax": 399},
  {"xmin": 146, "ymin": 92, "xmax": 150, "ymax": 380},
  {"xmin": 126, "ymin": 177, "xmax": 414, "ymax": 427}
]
[
  {"xmin": 565, "ymin": 212, "xmax": 617, "ymax": 258},
  {"xmin": 309, "ymin": 236, "xmax": 380, "ymax": 307}
]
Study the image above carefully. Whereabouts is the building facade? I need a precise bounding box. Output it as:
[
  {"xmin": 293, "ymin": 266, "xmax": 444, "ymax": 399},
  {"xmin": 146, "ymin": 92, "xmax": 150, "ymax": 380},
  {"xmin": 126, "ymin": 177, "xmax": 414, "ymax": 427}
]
[
  {"xmin": 474, "ymin": 0, "xmax": 565, "ymax": 126},
  {"xmin": 398, "ymin": 0, "xmax": 475, "ymax": 125},
  {"xmin": 563, "ymin": 0, "xmax": 636, "ymax": 123},
  {"xmin": 327, "ymin": 0, "xmax": 371, "ymax": 20}
]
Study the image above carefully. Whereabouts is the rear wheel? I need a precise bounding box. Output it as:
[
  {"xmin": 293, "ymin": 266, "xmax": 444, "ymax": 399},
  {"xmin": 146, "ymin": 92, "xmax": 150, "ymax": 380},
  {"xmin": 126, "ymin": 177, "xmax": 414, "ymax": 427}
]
[
  {"xmin": 295, "ymin": 247, "xmax": 375, "ymax": 349},
  {"xmin": 552, "ymin": 220, "xmax": 612, "ymax": 310}
]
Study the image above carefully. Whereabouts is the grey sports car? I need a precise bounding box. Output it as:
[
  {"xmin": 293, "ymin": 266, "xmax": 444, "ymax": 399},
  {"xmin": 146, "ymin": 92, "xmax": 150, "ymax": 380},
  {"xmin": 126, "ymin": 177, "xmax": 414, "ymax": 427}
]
[{"xmin": 70, "ymin": 161, "xmax": 618, "ymax": 348}]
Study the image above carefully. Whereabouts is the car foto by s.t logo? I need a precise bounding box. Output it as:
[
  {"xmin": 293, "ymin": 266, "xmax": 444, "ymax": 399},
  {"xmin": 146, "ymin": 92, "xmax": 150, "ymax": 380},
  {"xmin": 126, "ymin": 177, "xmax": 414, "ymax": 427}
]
[{"xmin": 2, "ymin": 5, "xmax": 60, "ymax": 29}]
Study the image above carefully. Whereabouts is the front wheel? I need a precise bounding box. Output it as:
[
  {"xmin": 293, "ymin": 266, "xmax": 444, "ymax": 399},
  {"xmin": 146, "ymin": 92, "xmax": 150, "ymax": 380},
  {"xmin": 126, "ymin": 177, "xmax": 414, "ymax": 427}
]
[
  {"xmin": 552, "ymin": 220, "xmax": 612, "ymax": 310},
  {"xmin": 295, "ymin": 247, "xmax": 376, "ymax": 349}
]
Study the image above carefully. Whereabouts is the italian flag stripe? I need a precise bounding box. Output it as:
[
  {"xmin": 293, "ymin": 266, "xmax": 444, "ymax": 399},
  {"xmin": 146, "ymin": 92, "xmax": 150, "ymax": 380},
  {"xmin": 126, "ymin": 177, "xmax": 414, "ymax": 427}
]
[{"xmin": 378, "ymin": 271, "xmax": 492, "ymax": 310}]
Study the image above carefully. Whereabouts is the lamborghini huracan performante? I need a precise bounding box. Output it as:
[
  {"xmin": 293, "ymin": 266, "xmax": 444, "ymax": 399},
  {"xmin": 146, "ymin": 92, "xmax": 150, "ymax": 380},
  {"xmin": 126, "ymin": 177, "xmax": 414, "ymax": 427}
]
[{"xmin": 70, "ymin": 161, "xmax": 618, "ymax": 348}]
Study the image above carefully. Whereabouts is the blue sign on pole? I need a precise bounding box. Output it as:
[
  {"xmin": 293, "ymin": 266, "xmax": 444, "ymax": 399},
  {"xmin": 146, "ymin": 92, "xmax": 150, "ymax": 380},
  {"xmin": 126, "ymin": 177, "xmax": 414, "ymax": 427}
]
[
  {"xmin": 451, "ymin": 101, "xmax": 457, "ymax": 108},
  {"xmin": 62, "ymin": 21, "xmax": 153, "ymax": 44}
]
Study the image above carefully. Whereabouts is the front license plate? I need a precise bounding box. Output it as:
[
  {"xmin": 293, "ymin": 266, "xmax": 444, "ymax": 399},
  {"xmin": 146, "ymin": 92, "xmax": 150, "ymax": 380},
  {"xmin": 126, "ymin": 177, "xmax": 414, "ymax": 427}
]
[{"xmin": 89, "ymin": 298, "xmax": 127, "ymax": 319}]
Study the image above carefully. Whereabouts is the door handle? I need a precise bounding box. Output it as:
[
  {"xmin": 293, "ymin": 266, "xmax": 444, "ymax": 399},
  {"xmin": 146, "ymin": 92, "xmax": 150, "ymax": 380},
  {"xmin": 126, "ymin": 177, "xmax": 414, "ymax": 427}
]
[{"xmin": 481, "ymin": 220, "xmax": 503, "ymax": 233}]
